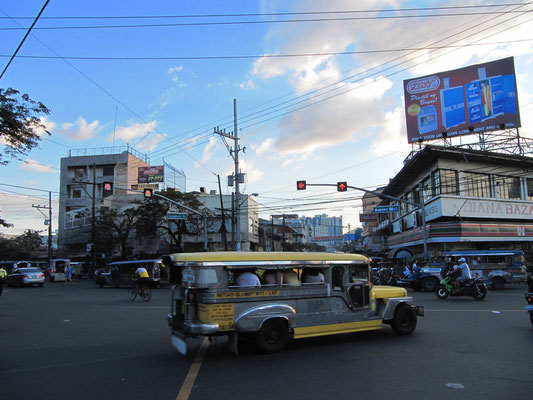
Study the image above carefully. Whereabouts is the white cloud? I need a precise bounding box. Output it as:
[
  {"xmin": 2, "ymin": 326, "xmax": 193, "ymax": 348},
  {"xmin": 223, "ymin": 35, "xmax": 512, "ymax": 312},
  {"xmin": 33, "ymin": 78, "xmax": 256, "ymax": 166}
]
[
  {"xmin": 113, "ymin": 121, "xmax": 157, "ymax": 142},
  {"xmin": 201, "ymin": 137, "xmax": 219, "ymax": 163},
  {"xmin": 248, "ymin": 0, "xmax": 533, "ymax": 155},
  {"xmin": 36, "ymin": 116, "xmax": 57, "ymax": 137},
  {"xmin": 239, "ymin": 159, "xmax": 264, "ymax": 184},
  {"xmin": 251, "ymin": 138, "xmax": 275, "ymax": 154},
  {"xmin": 168, "ymin": 66, "xmax": 186, "ymax": 86},
  {"xmin": 370, "ymin": 106, "xmax": 411, "ymax": 156},
  {"xmin": 20, "ymin": 159, "xmax": 57, "ymax": 174},
  {"xmin": 60, "ymin": 117, "xmax": 99, "ymax": 141}
]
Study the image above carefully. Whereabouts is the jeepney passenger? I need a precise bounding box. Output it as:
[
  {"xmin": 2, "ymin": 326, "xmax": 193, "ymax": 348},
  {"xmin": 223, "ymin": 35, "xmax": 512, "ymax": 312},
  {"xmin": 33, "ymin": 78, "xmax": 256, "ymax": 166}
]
[
  {"xmin": 236, "ymin": 271, "xmax": 261, "ymax": 287},
  {"xmin": 282, "ymin": 270, "xmax": 299, "ymax": 285},
  {"xmin": 262, "ymin": 271, "xmax": 277, "ymax": 285},
  {"xmin": 302, "ymin": 269, "xmax": 325, "ymax": 284}
]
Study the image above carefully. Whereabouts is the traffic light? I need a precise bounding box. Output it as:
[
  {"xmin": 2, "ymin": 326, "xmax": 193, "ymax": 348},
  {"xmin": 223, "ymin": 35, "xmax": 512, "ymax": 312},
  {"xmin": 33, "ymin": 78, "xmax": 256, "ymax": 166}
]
[
  {"xmin": 296, "ymin": 180, "xmax": 307, "ymax": 190},
  {"xmin": 337, "ymin": 182, "xmax": 347, "ymax": 192},
  {"xmin": 103, "ymin": 182, "xmax": 113, "ymax": 197},
  {"xmin": 143, "ymin": 188, "xmax": 153, "ymax": 198}
]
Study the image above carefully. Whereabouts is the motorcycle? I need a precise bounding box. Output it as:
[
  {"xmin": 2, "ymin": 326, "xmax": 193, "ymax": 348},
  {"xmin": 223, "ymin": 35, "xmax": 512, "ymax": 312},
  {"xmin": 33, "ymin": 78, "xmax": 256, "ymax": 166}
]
[
  {"xmin": 525, "ymin": 292, "xmax": 533, "ymax": 326},
  {"xmin": 435, "ymin": 269, "xmax": 488, "ymax": 300}
]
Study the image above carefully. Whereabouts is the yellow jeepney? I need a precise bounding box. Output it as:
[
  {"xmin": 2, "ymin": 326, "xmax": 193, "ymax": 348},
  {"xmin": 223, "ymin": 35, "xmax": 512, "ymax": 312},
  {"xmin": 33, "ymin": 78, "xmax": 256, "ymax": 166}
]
[{"xmin": 166, "ymin": 252, "xmax": 424, "ymax": 355}]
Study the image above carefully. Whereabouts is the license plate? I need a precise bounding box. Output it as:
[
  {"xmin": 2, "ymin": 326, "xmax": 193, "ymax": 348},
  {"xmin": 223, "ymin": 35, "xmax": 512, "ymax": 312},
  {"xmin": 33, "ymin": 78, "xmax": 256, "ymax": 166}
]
[
  {"xmin": 182, "ymin": 270, "xmax": 195, "ymax": 283},
  {"xmin": 171, "ymin": 335, "xmax": 187, "ymax": 355}
]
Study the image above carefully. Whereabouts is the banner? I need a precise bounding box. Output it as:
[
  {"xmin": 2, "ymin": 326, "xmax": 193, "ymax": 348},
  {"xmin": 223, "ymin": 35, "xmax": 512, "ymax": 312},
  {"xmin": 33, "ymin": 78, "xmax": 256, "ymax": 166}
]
[
  {"xmin": 138, "ymin": 165, "xmax": 164, "ymax": 183},
  {"xmin": 403, "ymin": 57, "xmax": 520, "ymax": 143}
]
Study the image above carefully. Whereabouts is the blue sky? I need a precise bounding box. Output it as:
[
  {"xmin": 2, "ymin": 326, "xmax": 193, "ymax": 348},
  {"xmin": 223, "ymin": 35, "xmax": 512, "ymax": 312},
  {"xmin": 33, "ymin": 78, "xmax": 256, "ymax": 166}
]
[{"xmin": 1, "ymin": 0, "xmax": 533, "ymax": 236}]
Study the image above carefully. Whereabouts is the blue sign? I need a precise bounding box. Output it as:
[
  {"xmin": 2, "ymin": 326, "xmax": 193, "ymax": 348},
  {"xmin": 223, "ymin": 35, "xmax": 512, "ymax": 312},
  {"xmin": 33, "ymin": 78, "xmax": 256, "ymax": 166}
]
[{"xmin": 373, "ymin": 205, "xmax": 399, "ymax": 213}]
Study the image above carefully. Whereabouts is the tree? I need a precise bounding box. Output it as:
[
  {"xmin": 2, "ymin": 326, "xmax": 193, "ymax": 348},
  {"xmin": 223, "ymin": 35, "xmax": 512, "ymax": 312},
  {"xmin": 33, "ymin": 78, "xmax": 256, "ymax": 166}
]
[
  {"xmin": 96, "ymin": 206, "xmax": 141, "ymax": 259},
  {"xmin": 136, "ymin": 188, "xmax": 208, "ymax": 252},
  {"xmin": 0, "ymin": 88, "xmax": 50, "ymax": 166},
  {"xmin": 1, "ymin": 88, "xmax": 50, "ymax": 226},
  {"xmin": 0, "ymin": 230, "xmax": 43, "ymax": 259}
]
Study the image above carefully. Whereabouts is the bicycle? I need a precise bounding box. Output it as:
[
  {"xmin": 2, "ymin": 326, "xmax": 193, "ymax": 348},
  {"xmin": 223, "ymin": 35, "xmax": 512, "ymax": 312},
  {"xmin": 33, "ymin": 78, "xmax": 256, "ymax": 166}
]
[{"xmin": 128, "ymin": 280, "xmax": 152, "ymax": 302}]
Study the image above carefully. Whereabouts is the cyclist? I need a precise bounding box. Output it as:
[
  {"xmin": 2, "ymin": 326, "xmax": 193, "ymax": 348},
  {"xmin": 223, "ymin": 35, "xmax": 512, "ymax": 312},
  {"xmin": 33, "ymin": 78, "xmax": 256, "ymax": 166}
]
[{"xmin": 135, "ymin": 265, "xmax": 150, "ymax": 294}]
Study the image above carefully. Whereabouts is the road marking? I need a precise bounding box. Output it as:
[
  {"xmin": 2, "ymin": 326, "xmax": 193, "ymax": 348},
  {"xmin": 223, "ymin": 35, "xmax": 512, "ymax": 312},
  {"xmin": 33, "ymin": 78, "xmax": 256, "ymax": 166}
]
[
  {"xmin": 176, "ymin": 337, "xmax": 210, "ymax": 400},
  {"xmin": 425, "ymin": 309, "xmax": 523, "ymax": 312},
  {"xmin": 122, "ymin": 306, "xmax": 168, "ymax": 309},
  {"xmin": 445, "ymin": 383, "xmax": 465, "ymax": 389}
]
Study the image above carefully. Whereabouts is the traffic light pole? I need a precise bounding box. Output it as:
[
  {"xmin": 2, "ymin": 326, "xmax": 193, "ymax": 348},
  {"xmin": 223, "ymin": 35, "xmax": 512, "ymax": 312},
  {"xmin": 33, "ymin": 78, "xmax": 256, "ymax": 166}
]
[
  {"xmin": 151, "ymin": 192, "xmax": 208, "ymax": 251},
  {"xmin": 302, "ymin": 183, "xmax": 428, "ymax": 257}
]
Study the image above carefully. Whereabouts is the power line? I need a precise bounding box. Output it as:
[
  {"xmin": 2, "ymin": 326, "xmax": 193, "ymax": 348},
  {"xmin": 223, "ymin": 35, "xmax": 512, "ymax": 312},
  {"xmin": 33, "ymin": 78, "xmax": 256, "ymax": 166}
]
[
  {"xmin": 0, "ymin": 0, "xmax": 49, "ymax": 79},
  {"xmin": 3, "ymin": 39, "xmax": 531, "ymax": 61},
  {"xmin": 3, "ymin": 4, "xmax": 528, "ymax": 20},
  {"xmin": 2, "ymin": 10, "xmax": 532, "ymax": 30},
  {"xmin": 149, "ymin": 3, "xmax": 531, "ymax": 158}
]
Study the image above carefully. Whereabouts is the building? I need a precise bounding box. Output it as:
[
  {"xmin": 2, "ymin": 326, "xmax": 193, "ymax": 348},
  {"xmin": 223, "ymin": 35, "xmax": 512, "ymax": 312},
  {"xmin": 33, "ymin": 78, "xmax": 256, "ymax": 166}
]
[
  {"xmin": 373, "ymin": 145, "xmax": 533, "ymax": 260},
  {"xmin": 302, "ymin": 214, "xmax": 343, "ymax": 250},
  {"xmin": 58, "ymin": 147, "xmax": 150, "ymax": 256}
]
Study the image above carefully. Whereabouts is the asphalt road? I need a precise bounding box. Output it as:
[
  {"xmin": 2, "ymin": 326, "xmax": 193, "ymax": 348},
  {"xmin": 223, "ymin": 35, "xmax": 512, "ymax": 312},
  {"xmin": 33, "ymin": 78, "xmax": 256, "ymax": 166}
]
[{"xmin": 0, "ymin": 280, "xmax": 531, "ymax": 400}]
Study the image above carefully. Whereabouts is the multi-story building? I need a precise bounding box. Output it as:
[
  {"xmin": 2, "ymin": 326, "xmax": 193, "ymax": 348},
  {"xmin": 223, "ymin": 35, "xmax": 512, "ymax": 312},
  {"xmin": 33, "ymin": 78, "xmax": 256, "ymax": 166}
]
[
  {"xmin": 301, "ymin": 214, "xmax": 343, "ymax": 249},
  {"xmin": 373, "ymin": 145, "xmax": 533, "ymax": 259},
  {"xmin": 58, "ymin": 147, "xmax": 150, "ymax": 256}
]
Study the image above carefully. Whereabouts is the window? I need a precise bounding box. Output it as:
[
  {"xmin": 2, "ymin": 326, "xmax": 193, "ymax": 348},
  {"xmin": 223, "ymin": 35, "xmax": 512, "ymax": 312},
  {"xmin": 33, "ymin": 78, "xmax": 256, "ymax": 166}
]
[
  {"xmin": 74, "ymin": 168, "xmax": 85, "ymax": 178},
  {"xmin": 102, "ymin": 165, "xmax": 114, "ymax": 176},
  {"xmin": 461, "ymin": 172, "xmax": 491, "ymax": 198},
  {"xmin": 72, "ymin": 189, "xmax": 81, "ymax": 199},
  {"xmin": 421, "ymin": 177, "xmax": 432, "ymax": 202},
  {"xmin": 527, "ymin": 178, "xmax": 533, "ymax": 201},
  {"xmin": 439, "ymin": 170, "xmax": 459, "ymax": 195},
  {"xmin": 494, "ymin": 176, "xmax": 521, "ymax": 200}
]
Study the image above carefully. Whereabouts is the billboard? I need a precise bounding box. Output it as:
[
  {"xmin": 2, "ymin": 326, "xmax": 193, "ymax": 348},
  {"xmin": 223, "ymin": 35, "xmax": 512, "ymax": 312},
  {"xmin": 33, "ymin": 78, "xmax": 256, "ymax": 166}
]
[
  {"xmin": 138, "ymin": 165, "xmax": 164, "ymax": 183},
  {"xmin": 403, "ymin": 57, "xmax": 520, "ymax": 144}
]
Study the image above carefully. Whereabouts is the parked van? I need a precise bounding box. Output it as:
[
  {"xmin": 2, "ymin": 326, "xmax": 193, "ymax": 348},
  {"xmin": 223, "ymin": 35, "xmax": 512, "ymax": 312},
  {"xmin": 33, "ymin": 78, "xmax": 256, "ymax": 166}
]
[{"xmin": 166, "ymin": 252, "xmax": 424, "ymax": 355}]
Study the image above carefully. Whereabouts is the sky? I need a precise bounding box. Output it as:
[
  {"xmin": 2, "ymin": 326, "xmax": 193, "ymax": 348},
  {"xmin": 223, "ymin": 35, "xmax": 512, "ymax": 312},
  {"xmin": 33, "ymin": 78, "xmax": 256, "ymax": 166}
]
[{"xmin": 1, "ymin": 0, "xmax": 533, "ymax": 237}]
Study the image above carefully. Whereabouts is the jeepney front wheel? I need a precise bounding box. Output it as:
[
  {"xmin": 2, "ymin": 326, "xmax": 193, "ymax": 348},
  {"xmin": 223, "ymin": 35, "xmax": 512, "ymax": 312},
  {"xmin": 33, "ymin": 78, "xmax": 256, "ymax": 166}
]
[
  {"xmin": 256, "ymin": 318, "xmax": 289, "ymax": 354},
  {"xmin": 391, "ymin": 304, "xmax": 417, "ymax": 336}
]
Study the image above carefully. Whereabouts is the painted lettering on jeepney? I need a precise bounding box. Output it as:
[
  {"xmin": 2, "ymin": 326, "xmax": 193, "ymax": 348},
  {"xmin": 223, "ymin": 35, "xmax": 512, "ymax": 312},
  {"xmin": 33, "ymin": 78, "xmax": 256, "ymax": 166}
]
[
  {"xmin": 215, "ymin": 290, "xmax": 280, "ymax": 299},
  {"xmin": 198, "ymin": 303, "xmax": 235, "ymax": 331}
]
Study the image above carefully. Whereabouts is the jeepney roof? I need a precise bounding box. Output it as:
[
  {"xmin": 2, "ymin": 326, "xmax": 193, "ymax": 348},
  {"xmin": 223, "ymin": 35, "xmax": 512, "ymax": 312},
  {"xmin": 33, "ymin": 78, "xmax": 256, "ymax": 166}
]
[{"xmin": 169, "ymin": 251, "xmax": 368, "ymax": 266}]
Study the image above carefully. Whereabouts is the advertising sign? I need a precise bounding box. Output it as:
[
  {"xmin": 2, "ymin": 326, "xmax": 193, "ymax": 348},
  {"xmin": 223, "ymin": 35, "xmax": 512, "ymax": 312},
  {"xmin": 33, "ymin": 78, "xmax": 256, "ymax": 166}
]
[
  {"xmin": 359, "ymin": 214, "xmax": 378, "ymax": 222},
  {"xmin": 138, "ymin": 165, "xmax": 164, "ymax": 183},
  {"xmin": 403, "ymin": 57, "xmax": 520, "ymax": 143}
]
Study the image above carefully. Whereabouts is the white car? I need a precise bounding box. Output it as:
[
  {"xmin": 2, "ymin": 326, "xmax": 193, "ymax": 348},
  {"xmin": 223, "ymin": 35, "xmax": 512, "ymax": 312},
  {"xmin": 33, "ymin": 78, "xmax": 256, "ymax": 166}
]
[{"xmin": 7, "ymin": 267, "xmax": 45, "ymax": 287}]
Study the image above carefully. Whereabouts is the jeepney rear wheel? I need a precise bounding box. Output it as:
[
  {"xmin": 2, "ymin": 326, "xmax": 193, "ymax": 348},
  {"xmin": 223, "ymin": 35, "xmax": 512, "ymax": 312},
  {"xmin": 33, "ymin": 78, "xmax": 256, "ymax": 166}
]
[
  {"xmin": 391, "ymin": 304, "xmax": 417, "ymax": 336},
  {"xmin": 256, "ymin": 318, "xmax": 289, "ymax": 354},
  {"xmin": 422, "ymin": 277, "xmax": 439, "ymax": 292}
]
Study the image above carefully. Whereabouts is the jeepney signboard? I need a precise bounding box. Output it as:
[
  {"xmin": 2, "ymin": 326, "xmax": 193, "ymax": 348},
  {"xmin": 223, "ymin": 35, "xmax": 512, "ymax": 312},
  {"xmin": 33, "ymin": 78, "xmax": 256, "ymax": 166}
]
[{"xmin": 215, "ymin": 290, "xmax": 280, "ymax": 299}]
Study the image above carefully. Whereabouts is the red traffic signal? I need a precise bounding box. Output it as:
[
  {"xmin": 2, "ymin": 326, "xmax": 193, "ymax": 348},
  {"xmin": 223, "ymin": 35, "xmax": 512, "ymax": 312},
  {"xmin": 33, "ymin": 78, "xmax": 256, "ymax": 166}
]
[
  {"xmin": 143, "ymin": 188, "xmax": 153, "ymax": 198},
  {"xmin": 337, "ymin": 182, "xmax": 347, "ymax": 192},
  {"xmin": 103, "ymin": 182, "xmax": 112, "ymax": 191},
  {"xmin": 296, "ymin": 180, "xmax": 307, "ymax": 190}
]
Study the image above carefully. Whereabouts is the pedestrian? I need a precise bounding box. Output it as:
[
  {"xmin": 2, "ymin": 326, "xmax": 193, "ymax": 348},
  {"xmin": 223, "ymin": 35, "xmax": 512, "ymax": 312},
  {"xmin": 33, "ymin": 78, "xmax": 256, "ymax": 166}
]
[
  {"xmin": 0, "ymin": 266, "xmax": 7, "ymax": 295},
  {"xmin": 64, "ymin": 264, "xmax": 73, "ymax": 286}
]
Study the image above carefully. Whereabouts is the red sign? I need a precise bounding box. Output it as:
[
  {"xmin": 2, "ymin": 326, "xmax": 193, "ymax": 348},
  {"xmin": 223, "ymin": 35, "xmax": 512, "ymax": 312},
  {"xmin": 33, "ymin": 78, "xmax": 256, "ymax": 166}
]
[
  {"xmin": 359, "ymin": 214, "xmax": 378, "ymax": 222},
  {"xmin": 403, "ymin": 57, "xmax": 520, "ymax": 144}
]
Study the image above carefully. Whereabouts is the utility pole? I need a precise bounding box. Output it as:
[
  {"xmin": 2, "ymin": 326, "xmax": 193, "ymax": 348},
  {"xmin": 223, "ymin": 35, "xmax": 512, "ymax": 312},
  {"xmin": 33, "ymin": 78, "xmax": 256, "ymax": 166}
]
[
  {"xmin": 91, "ymin": 164, "xmax": 96, "ymax": 276},
  {"xmin": 32, "ymin": 193, "xmax": 52, "ymax": 266},
  {"xmin": 214, "ymin": 99, "xmax": 243, "ymax": 251},
  {"xmin": 217, "ymin": 175, "xmax": 228, "ymax": 250}
]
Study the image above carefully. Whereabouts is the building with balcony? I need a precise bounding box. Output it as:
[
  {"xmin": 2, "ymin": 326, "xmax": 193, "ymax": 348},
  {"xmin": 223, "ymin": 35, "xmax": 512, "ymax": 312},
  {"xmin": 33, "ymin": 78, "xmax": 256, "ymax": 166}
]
[
  {"xmin": 375, "ymin": 145, "xmax": 533, "ymax": 259},
  {"xmin": 58, "ymin": 147, "xmax": 150, "ymax": 255}
]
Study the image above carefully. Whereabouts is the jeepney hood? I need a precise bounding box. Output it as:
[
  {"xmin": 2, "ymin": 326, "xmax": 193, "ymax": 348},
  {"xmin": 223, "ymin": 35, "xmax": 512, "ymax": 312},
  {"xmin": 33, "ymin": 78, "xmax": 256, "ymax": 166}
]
[{"xmin": 372, "ymin": 285, "xmax": 408, "ymax": 299}]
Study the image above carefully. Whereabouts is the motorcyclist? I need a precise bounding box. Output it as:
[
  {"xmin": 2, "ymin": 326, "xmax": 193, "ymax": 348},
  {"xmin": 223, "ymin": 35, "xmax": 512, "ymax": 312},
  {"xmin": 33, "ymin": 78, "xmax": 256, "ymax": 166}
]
[{"xmin": 453, "ymin": 257, "xmax": 472, "ymax": 291}]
